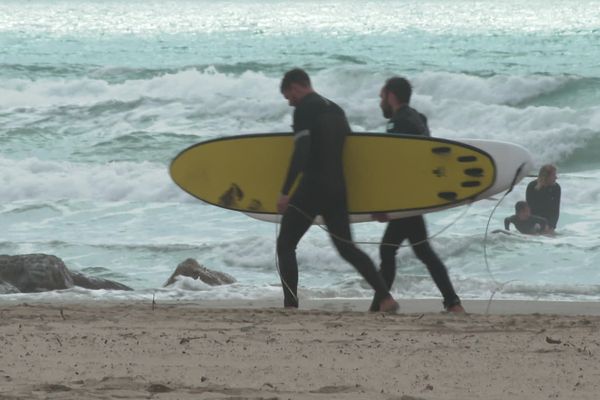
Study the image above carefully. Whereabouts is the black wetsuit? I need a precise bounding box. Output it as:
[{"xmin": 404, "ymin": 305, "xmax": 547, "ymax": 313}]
[
  {"xmin": 504, "ymin": 214, "xmax": 548, "ymax": 234},
  {"xmin": 369, "ymin": 105, "xmax": 461, "ymax": 311},
  {"xmin": 277, "ymin": 92, "xmax": 390, "ymax": 308},
  {"xmin": 526, "ymin": 180, "xmax": 561, "ymax": 229}
]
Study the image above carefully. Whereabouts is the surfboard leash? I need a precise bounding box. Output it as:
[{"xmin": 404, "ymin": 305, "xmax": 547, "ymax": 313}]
[
  {"xmin": 482, "ymin": 163, "xmax": 526, "ymax": 314},
  {"xmin": 287, "ymin": 202, "xmax": 472, "ymax": 249},
  {"xmin": 272, "ymin": 202, "xmax": 471, "ymax": 307},
  {"xmin": 273, "ymin": 222, "xmax": 299, "ymax": 305},
  {"xmin": 274, "ymin": 162, "xmax": 527, "ymax": 313}
]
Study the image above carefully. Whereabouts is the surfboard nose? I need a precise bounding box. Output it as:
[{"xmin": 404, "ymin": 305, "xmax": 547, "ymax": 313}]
[{"xmin": 458, "ymin": 138, "xmax": 534, "ymax": 200}]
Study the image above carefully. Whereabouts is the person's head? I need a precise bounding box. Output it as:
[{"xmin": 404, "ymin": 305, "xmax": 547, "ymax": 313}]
[
  {"xmin": 515, "ymin": 201, "xmax": 530, "ymax": 220},
  {"xmin": 280, "ymin": 68, "xmax": 314, "ymax": 107},
  {"xmin": 380, "ymin": 76, "xmax": 412, "ymax": 119},
  {"xmin": 536, "ymin": 164, "xmax": 557, "ymax": 189}
]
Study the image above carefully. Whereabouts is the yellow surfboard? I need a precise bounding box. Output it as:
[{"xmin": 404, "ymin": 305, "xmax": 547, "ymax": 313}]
[{"xmin": 170, "ymin": 133, "xmax": 496, "ymax": 217}]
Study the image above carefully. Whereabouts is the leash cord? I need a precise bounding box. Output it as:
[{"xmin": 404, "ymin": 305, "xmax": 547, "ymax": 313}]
[{"xmin": 483, "ymin": 163, "xmax": 526, "ymax": 314}]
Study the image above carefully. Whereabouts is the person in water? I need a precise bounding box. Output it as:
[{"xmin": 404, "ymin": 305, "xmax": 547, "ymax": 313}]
[
  {"xmin": 276, "ymin": 68, "xmax": 399, "ymax": 312},
  {"xmin": 526, "ymin": 164, "xmax": 561, "ymax": 233},
  {"xmin": 504, "ymin": 201, "xmax": 549, "ymax": 234},
  {"xmin": 368, "ymin": 76, "xmax": 464, "ymax": 313}
]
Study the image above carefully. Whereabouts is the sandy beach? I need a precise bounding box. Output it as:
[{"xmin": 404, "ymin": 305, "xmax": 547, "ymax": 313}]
[{"xmin": 1, "ymin": 299, "xmax": 599, "ymax": 400}]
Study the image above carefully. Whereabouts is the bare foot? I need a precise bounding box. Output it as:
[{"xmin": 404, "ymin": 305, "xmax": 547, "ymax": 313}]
[
  {"xmin": 446, "ymin": 304, "xmax": 466, "ymax": 313},
  {"xmin": 378, "ymin": 297, "xmax": 400, "ymax": 313}
]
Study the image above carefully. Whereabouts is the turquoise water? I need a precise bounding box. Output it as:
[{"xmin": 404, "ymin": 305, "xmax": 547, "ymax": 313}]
[{"xmin": 1, "ymin": 0, "xmax": 599, "ymax": 304}]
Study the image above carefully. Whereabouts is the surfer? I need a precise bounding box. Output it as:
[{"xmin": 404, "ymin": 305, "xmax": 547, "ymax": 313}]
[
  {"xmin": 369, "ymin": 76, "xmax": 464, "ymax": 313},
  {"xmin": 504, "ymin": 201, "xmax": 549, "ymax": 234},
  {"xmin": 276, "ymin": 68, "xmax": 399, "ymax": 312},
  {"xmin": 526, "ymin": 164, "xmax": 560, "ymax": 233}
]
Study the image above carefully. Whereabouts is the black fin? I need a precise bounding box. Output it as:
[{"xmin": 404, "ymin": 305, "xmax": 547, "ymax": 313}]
[
  {"xmin": 432, "ymin": 146, "xmax": 451, "ymax": 155},
  {"xmin": 464, "ymin": 168, "xmax": 484, "ymax": 177},
  {"xmin": 461, "ymin": 181, "xmax": 481, "ymax": 187},
  {"xmin": 438, "ymin": 192, "xmax": 458, "ymax": 201}
]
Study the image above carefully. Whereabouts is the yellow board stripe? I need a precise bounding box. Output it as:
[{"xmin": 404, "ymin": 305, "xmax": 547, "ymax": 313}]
[{"xmin": 170, "ymin": 133, "xmax": 496, "ymax": 215}]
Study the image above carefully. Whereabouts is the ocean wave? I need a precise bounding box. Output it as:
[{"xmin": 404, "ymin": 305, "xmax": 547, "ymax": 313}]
[
  {"xmin": 1, "ymin": 67, "xmax": 599, "ymax": 169},
  {"xmin": 413, "ymin": 71, "xmax": 571, "ymax": 106},
  {"xmin": 0, "ymin": 156, "xmax": 185, "ymax": 202},
  {"xmin": 0, "ymin": 67, "xmax": 282, "ymax": 108},
  {"xmin": 3, "ymin": 66, "xmax": 597, "ymax": 109}
]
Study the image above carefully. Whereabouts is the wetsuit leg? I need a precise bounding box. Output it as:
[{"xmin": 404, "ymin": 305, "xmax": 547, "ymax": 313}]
[
  {"xmin": 276, "ymin": 191, "xmax": 316, "ymax": 308},
  {"xmin": 407, "ymin": 216, "xmax": 461, "ymax": 308},
  {"xmin": 320, "ymin": 199, "xmax": 391, "ymax": 308},
  {"xmin": 369, "ymin": 219, "xmax": 408, "ymax": 311}
]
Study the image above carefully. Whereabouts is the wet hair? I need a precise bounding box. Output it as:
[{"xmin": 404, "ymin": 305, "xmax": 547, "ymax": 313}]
[
  {"xmin": 515, "ymin": 200, "xmax": 529, "ymax": 214},
  {"xmin": 536, "ymin": 164, "xmax": 557, "ymax": 189},
  {"xmin": 383, "ymin": 76, "xmax": 412, "ymax": 104},
  {"xmin": 280, "ymin": 68, "xmax": 311, "ymax": 92}
]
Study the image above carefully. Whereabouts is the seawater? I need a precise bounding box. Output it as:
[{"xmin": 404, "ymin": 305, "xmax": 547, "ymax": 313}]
[{"xmin": 1, "ymin": 0, "xmax": 599, "ymax": 304}]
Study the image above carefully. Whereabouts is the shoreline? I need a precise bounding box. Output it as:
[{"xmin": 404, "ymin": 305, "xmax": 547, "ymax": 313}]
[
  {"xmin": 3, "ymin": 297, "xmax": 599, "ymax": 315},
  {"xmin": 188, "ymin": 298, "xmax": 600, "ymax": 316}
]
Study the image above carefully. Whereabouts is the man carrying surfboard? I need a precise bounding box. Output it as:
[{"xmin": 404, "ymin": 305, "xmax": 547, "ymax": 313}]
[
  {"xmin": 276, "ymin": 68, "xmax": 399, "ymax": 312},
  {"xmin": 370, "ymin": 76, "xmax": 465, "ymax": 313}
]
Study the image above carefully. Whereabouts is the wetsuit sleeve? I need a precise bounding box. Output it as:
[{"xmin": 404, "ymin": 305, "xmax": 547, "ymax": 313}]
[
  {"xmin": 280, "ymin": 106, "xmax": 312, "ymax": 195},
  {"xmin": 549, "ymin": 185, "xmax": 561, "ymax": 228},
  {"xmin": 525, "ymin": 180, "xmax": 535, "ymax": 204},
  {"xmin": 420, "ymin": 113, "xmax": 431, "ymax": 136},
  {"xmin": 388, "ymin": 110, "xmax": 430, "ymax": 136},
  {"xmin": 504, "ymin": 216, "xmax": 512, "ymax": 230}
]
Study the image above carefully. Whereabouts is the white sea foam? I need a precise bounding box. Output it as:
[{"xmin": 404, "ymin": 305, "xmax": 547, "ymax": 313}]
[
  {"xmin": 0, "ymin": 157, "xmax": 185, "ymax": 202},
  {"xmin": 2, "ymin": 68, "xmax": 598, "ymax": 168}
]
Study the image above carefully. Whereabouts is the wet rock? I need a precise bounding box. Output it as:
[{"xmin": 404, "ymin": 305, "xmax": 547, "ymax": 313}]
[
  {"xmin": 164, "ymin": 258, "xmax": 235, "ymax": 287},
  {"xmin": 71, "ymin": 271, "xmax": 133, "ymax": 291},
  {"xmin": 0, "ymin": 254, "xmax": 132, "ymax": 293},
  {"xmin": 0, "ymin": 254, "xmax": 74, "ymax": 292}
]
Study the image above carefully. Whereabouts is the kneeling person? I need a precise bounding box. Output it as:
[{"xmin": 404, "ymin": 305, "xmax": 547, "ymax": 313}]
[{"xmin": 504, "ymin": 201, "xmax": 549, "ymax": 235}]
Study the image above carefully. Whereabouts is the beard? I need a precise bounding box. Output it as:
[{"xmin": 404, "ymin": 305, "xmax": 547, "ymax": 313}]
[{"xmin": 381, "ymin": 101, "xmax": 393, "ymax": 119}]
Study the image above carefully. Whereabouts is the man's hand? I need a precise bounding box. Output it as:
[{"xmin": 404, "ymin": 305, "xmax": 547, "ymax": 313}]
[
  {"xmin": 277, "ymin": 194, "xmax": 290, "ymax": 214},
  {"xmin": 371, "ymin": 212, "xmax": 389, "ymax": 223}
]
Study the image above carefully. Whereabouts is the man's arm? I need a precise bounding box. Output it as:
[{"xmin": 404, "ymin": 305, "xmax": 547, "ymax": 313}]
[
  {"xmin": 549, "ymin": 185, "xmax": 561, "ymax": 229},
  {"xmin": 280, "ymin": 131, "xmax": 310, "ymax": 196},
  {"xmin": 525, "ymin": 181, "xmax": 535, "ymax": 205},
  {"xmin": 278, "ymin": 105, "xmax": 312, "ymax": 213},
  {"xmin": 504, "ymin": 216, "xmax": 512, "ymax": 230}
]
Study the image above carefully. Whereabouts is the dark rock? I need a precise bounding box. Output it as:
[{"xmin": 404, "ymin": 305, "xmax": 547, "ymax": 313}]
[
  {"xmin": 164, "ymin": 258, "xmax": 235, "ymax": 287},
  {"xmin": 0, "ymin": 254, "xmax": 74, "ymax": 292},
  {"xmin": 71, "ymin": 271, "xmax": 133, "ymax": 291},
  {"xmin": 0, "ymin": 254, "xmax": 132, "ymax": 293},
  {"xmin": 0, "ymin": 281, "xmax": 20, "ymax": 294}
]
